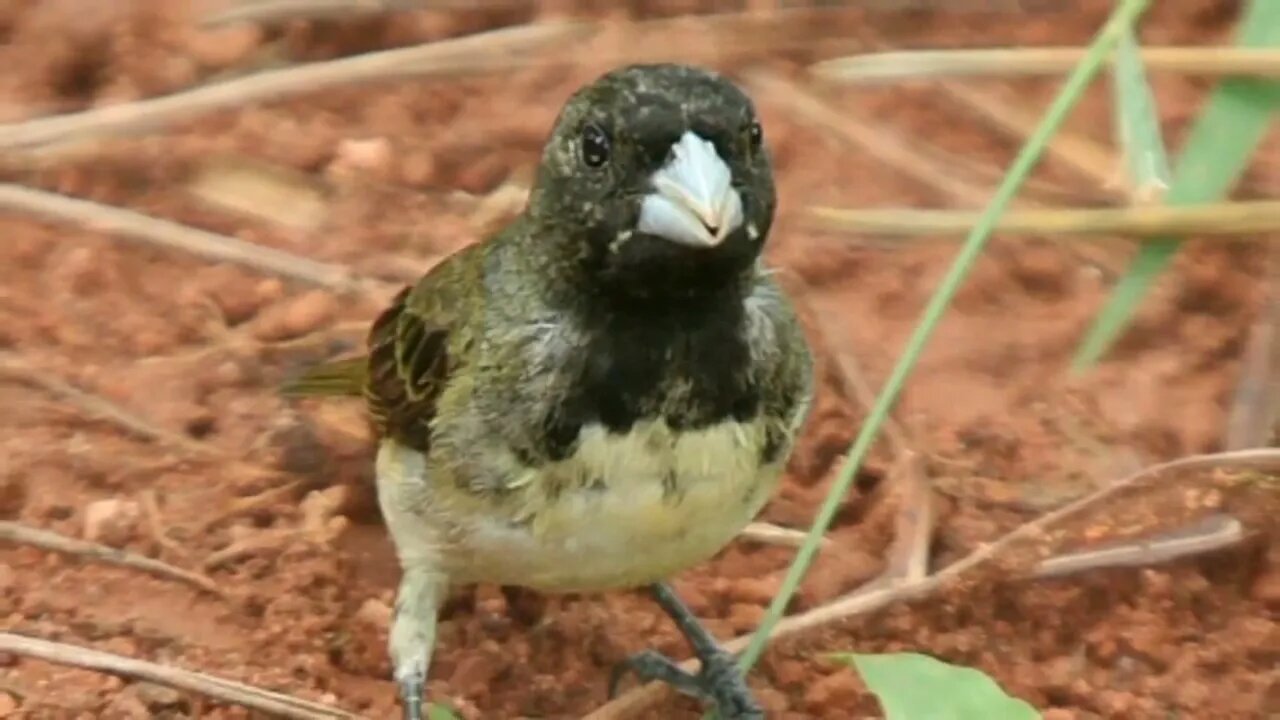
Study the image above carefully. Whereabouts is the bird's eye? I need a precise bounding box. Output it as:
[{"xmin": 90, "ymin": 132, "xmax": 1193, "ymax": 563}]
[
  {"xmin": 580, "ymin": 123, "xmax": 611, "ymax": 168},
  {"xmin": 746, "ymin": 121, "xmax": 763, "ymax": 151}
]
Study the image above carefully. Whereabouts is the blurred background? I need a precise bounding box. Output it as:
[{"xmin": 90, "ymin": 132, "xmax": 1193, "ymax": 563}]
[{"xmin": 0, "ymin": 1, "xmax": 1276, "ymax": 718}]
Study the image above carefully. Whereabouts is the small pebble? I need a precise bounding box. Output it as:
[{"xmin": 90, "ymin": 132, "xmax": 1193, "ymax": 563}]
[
  {"xmin": 82, "ymin": 498, "xmax": 141, "ymax": 548},
  {"xmin": 328, "ymin": 137, "xmax": 393, "ymax": 181},
  {"xmin": 355, "ymin": 598, "xmax": 392, "ymax": 631}
]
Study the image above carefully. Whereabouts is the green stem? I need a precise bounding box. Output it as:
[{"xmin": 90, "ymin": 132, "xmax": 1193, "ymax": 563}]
[{"xmin": 735, "ymin": 0, "xmax": 1153, "ymax": 676}]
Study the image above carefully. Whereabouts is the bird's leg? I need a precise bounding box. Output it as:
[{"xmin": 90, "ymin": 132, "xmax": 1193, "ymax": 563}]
[
  {"xmin": 376, "ymin": 441, "xmax": 448, "ymax": 720},
  {"xmin": 389, "ymin": 566, "xmax": 444, "ymax": 720},
  {"xmin": 610, "ymin": 582, "xmax": 763, "ymax": 720}
]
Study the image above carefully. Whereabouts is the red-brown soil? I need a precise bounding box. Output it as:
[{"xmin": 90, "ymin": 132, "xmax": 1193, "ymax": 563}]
[{"xmin": 0, "ymin": 1, "xmax": 1276, "ymax": 719}]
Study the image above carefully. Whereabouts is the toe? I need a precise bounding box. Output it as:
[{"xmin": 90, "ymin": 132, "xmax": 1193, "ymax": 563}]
[{"xmin": 611, "ymin": 649, "xmax": 704, "ymax": 700}]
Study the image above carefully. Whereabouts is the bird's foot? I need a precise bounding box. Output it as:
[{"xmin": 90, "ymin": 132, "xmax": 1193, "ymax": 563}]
[
  {"xmin": 609, "ymin": 582, "xmax": 763, "ymax": 719},
  {"xmin": 610, "ymin": 645, "xmax": 763, "ymax": 719}
]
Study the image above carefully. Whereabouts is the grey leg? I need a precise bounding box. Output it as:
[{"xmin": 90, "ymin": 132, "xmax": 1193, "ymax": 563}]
[{"xmin": 611, "ymin": 582, "xmax": 763, "ymax": 720}]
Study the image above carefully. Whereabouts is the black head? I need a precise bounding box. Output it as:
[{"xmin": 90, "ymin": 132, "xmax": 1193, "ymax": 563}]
[{"xmin": 528, "ymin": 63, "xmax": 776, "ymax": 304}]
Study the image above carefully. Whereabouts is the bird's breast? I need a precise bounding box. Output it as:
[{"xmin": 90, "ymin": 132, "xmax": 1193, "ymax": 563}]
[{"xmin": 459, "ymin": 416, "xmax": 787, "ymax": 591}]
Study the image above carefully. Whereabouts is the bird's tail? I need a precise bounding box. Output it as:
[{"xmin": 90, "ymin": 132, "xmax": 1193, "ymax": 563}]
[{"xmin": 280, "ymin": 356, "xmax": 368, "ymax": 397}]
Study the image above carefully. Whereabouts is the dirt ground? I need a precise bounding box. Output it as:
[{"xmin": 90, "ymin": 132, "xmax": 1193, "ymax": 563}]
[{"xmin": 0, "ymin": 1, "xmax": 1277, "ymax": 718}]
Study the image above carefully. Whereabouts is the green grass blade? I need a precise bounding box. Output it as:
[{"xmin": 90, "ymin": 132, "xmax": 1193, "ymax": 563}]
[
  {"xmin": 1072, "ymin": 0, "xmax": 1280, "ymax": 370},
  {"xmin": 734, "ymin": 0, "xmax": 1154, "ymax": 681},
  {"xmin": 832, "ymin": 652, "xmax": 1040, "ymax": 720},
  {"xmin": 1112, "ymin": 24, "xmax": 1172, "ymax": 198}
]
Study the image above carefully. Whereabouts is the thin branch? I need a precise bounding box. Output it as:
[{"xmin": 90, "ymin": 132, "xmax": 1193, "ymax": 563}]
[
  {"xmin": 806, "ymin": 201, "xmax": 1280, "ymax": 238},
  {"xmin": 0, "ymin": 522, "xmax": 223, "ymax": 598},
  {"xmin": 1226, "ymin": 243, "xmax": 1280, "ymax": 449},
  {"xmin": 203, "ymin": 529, "xmax": 299, "ymax": 570},
  {"xmin": 0, "ymin": 22, "xmax": 591, "ymax": 151},
  {"xmin": 0, "ymin": 354, "xmax": 221, "ymax": 457},
  {"xmin": 0, "ymin": 633, "xmax": 357, "ymax": 719},
  {"xmin": 2, "ymin": 11, "xmax": 864, "ymax": 153},
  {"xmin": 738, "ymin": 522, "xmax": 830, "ymax": 550},
  {"xmin": 910, "ymin": 135, "xmax": 1099, "ymax": 207},
  {"xmin": 936, "ymin": 83, "xmax": 1117, "ymax": 191},
  {"xmin": 752, "ymin": 67, "xmax": 1119, "ymax": 277},
  {"xmin": 802, "ymin": 291, "xmax": 934, "ymax": 581},
  {"xmin": 781, "ymin": 52, "xmax": 1124, "ymax": 278},
  {"xmin": 196, "ymin": 481, "xmax": 302, "ymax": 533},
  {"xmin": 202, "ymin": 0, "xmax": 430, "ymax": 27},
  {"xmin": 744, "ymin": 69, "xmax": 991, "ymax": 207},
  {"xmin": 0, "ymin": 353, "xmax": 283, "ymax": 487},
  {"xmin": 881, "ymin": 452, "xmax": 934, "ymax": 582},
  {"xmin": 140, "ymin": 489, "xmax": 188, "ymax": 560},
  {"xmin": 810, "ymin": 46, "xmax": 1280, "ymax": 82},
  {"xmin": 782, "ymin": 276, "xmax": 933, "ymax": 582},
  {"xmin": 848, "ymin": 33, "xmax": 1117, "ymax": 198},
  {"xmin": 1034, "ymin": 513, "xmax": 1243, "ymax": 579},
  {"xmin": 0, "ymin": 185, "xmax": 366, "ymax": 292},
  {"xmin": 933, "ymin": 448, "xmax": 1275, "ymax": 580},
  {"xmin": 586, "ymin": 448, "xmax": 1279, "ymax": 719}
]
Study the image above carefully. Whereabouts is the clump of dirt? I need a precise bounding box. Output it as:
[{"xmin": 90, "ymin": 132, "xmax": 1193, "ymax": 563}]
[{"xmin": 1, "ymin": 1, "xmax": 1276, "ymax": 719}]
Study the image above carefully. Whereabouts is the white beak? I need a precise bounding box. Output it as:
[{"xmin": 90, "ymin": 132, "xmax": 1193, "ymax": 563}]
[{"xmin": 637, "ymin": 130, "xmax": 745, "ymax": 247}]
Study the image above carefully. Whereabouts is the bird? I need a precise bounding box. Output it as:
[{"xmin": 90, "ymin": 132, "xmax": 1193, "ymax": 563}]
[{"xmin": 282, "ymin": 62, "xmax": 814, "ymax": 720}]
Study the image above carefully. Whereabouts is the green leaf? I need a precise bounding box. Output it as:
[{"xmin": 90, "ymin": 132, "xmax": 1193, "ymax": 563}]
[
  {"xmin": 1073, "ymin": 0, "xmax": 1280, "ymax": 370},
  {"xmin": 427, "ymin": 703, "xmax": 461, "ymax": 720},
  {"xmin": 1111, "ymin": 25, "xmax": 1171, "ymax": 198},
  {"xmin": 833, "ymin": 652, "xmax": 1041, "ymax": 720}
]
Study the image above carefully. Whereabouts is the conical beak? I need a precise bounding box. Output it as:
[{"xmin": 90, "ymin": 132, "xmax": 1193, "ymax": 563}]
[{"xmin": 637, "ymin": 130, "xmax": 744, "ymax": 247}]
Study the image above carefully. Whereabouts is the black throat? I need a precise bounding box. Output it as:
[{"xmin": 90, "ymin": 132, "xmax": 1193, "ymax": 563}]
[{"xmin": 538, "ymin": 281, "xmax": 760, "ymax": 462}]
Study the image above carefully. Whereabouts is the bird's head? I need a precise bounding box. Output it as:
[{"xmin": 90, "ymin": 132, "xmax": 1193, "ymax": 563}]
[{"xmin": 528, "ymin": 63, "xmax": 776, "ymax": 303}]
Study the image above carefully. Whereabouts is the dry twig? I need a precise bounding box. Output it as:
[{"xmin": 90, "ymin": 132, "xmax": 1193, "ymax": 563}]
[
  {"xmin": 587, "ymin": 448, "xmax": 1278, "ymax": 719},
  {"xmin": 738, "ymin": 522, "xmax": 829, "ymax": 550},
  {"xmin": 202, "ymin": 0, "xmax": 432, "ymax": 27},
  {"xmin": 1226, "ymin": 243, "xmax": 1280, "ymax": 450},
  {"xmin": 0, "ymin": 354, "xmax": 219, "ymax": 457},
  {"xmin": 781, "ymin": 274, "xmax": 935, "ymax": 582},
  {"xmin": 1035, "ymin": 513, "xmax": 1243, "ymax": 579},
  {"xmin": 810, "ymin": 46, "xmax": 1280, "ymax": 82},
  {"xmin": 197, "ymin": 481, "xmax": 302, "ymax": 533},
  {"xmin": 880, "ymin": 451, "xmax": 934, "ymax": 582},
  {"xmin": 0, "ymin": 632, "xmax": 356, "ymax": 719},
  {"xmin": 204, "ymin": 529, "xmax": 300, "ymax": 570},
  {"xmin": 933, "ymin": 83, "xmax": 1117, "ymax": 191},
  {"xmin": 0, "ymin": 23, "xmax": 591, "ymax": 151},
  {"xmin": 744, "ymin": 69, "xmax": 990, "ymax": 207},
  {"xmin": 843, "ymin": 34, "xmax": 1116, "ymax": 196},
  {"xmin": 807, "ymin": 201, "xmax": 1280, "ymax": 238},
  {"xmin": 0, "ymin": 522, "xmax": 223, "ymax": 597},
  {"xmin": 0, "ymin": 185, "xmax": 365, "ymax": 292},
  {"xmin": 0, "ymin": 353, "xmax": 286, "ymax": 490},
  {"xmin": 139, "ymin": 489, "xmax": 187, "ymax": 560}
]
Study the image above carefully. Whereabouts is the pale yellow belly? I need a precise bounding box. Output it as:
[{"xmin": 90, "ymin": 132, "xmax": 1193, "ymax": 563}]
[{"xmin": 459, "ymin": 419, "xmax": 785, "ymax": 591}]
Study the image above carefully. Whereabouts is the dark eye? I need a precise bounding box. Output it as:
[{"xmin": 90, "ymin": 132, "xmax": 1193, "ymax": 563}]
[
  {"xmin": 580, "ymin": 123, "xmax": 611, "ymax": 168},
  {"xmin": 746, "ymin": 121, "xmax": 763, "ymax": 151}
]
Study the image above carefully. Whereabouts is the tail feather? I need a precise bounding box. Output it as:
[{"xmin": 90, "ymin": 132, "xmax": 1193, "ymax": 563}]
[{"xmin": 280, "ymin": 356, "xmax": 368, "ymax": 398}]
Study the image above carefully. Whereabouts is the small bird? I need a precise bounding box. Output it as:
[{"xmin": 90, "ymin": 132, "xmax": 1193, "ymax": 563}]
[{"xmin": 283, "ymin": 63, "xmax": 814, "ymax": 720}]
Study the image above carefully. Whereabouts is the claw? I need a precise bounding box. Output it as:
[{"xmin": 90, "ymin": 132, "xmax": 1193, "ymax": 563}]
[
  {"xmin": 619, "ymin": 583, "xmax": 764, "ymax": 720},
  {"xmin": 610, "ymin": 649, "xmax": 702, "ymax": 700},
  {"xmin": 612, "ymin": 644, "xmax": 762, "ymax": 719}
]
